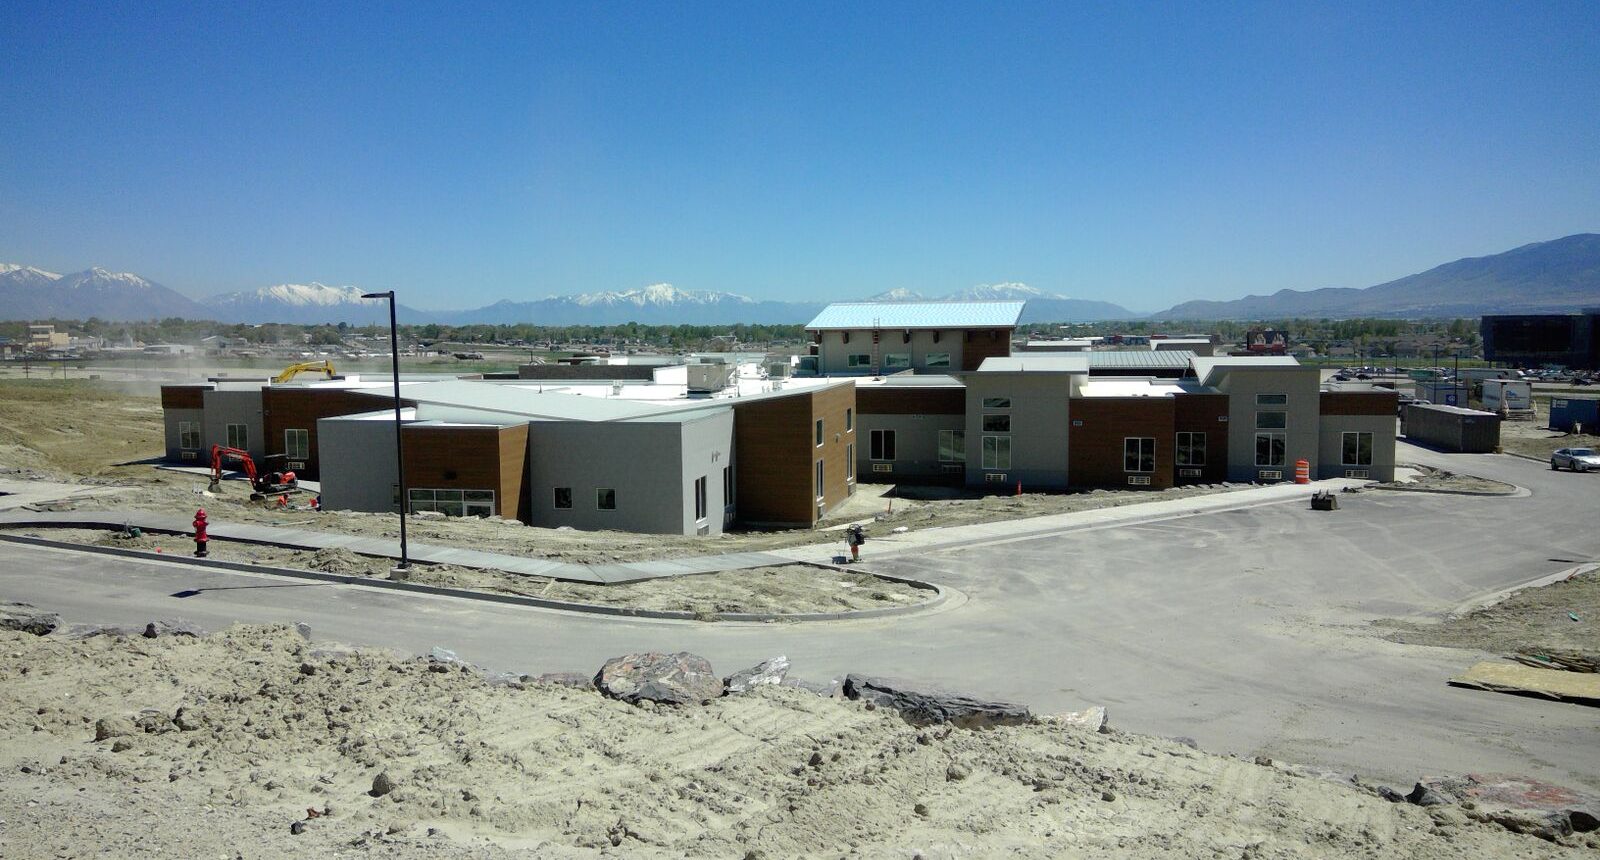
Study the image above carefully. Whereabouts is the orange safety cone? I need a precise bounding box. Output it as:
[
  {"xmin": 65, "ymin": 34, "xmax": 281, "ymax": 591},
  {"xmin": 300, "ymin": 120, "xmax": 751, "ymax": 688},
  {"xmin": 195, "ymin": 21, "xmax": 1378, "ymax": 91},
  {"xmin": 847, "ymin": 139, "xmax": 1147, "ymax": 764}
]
[
  {"xmin": 1294, "ymin": 458, "xmax": 1311, "ymax": 484},
  {"xmin": 1015, "ymin": 480, "xmax": 1022, "ymax": 496}
]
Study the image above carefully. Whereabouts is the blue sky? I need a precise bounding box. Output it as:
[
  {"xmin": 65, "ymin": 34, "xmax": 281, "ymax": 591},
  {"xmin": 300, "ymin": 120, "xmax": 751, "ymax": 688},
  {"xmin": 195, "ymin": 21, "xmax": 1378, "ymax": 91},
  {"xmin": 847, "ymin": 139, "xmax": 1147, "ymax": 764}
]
[{"xmin": 2, "ymin": 1, "xmax": 1597, "ymax": 312}]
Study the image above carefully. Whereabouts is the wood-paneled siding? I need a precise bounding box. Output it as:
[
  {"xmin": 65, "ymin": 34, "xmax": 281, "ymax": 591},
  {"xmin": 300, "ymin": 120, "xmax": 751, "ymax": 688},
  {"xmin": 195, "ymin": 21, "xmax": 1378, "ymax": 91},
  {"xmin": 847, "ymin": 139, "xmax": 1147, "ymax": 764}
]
[
  {"xmin": 959, "ymin": 329, "xmax": 1014, "ymax": 371},
  {"xmin": 401, "ymin": 424, "xmax": 527, "ymax": 521},
  {"xmin": 1172, "ymin": 393, "xmax": 1231, "ymax": 484},
  {"xmin": 733, "ymin": 383, "xmax": 856, "ymax": 527},
  {"xmin": 855, "ymin": 386, "xmax": 965, "ymax": 415},
  {"xmin": 261, "ymin": 388, "xmax": 409, "ymax": 479},
  {"xmin": 1068, "ymin": 398, "xmax": 1176, "ymax": 490},
  {"xmin": 160, "ymin": 385, "xmax": 211, "ymax": 410},
  {"xmin": 1320, "ymin": 390, "xmax": 1399, "ymax": 416}
]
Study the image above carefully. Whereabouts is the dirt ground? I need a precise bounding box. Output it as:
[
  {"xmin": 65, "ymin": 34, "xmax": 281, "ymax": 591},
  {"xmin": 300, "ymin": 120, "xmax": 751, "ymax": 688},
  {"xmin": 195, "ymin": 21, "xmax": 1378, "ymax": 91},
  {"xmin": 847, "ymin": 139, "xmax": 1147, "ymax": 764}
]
[
  {"xmin": 0, "ymin": 621, "xmax": 1588, "ymax": 859},
  {"xmin": 1378, "ymin": 464, "xmax": 1518, "ymax": 494},
  {"xmin": 1377, "ymin": 566, "xmax": 1600, "ymax": 658},
  {"xmin": 0, "ymin": 378, "xmax": 1251, "ymax": 565},
  {"xmin": 0, "ymin": 528, "xmax": 928, "ymax": 617},
  {"xmin": 1498, "ymin": 396, "xmax": 1600, "ymax": 461}
]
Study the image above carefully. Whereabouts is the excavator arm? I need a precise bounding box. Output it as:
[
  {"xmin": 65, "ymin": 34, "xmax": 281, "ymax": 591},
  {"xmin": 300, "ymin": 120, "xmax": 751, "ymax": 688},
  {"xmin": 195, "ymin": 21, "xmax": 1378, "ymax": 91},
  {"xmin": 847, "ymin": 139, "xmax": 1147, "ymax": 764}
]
[{"xmin": 272, "ymin": 360, "xmax": 337, "ymax": 384}]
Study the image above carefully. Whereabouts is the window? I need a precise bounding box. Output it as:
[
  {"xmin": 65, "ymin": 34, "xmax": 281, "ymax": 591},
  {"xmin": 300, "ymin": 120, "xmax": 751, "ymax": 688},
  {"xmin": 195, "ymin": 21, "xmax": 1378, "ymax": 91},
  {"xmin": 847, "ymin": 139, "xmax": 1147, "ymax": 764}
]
[
  {"xmin": 884, "ymin": 353, "xmax": 911, "ymax": 369},
  {"xmin": 409, "ymin": 488, "xmax": 494, "ymax": 518},
  {"xmin": 1342, "ymin": 431, "xmax": 1373, "ymax": 466},
  {"xmin": 982, "ymin": 414, "xmax": 1010, "ymax": 432},
  {"xmin": 1123, "ymin": 437, "xmax": 1155, "ymax": 472},
  {"xmin": 226, "ymin": 423, "xmax": 248, "ymax": 450},
  {"xmin": 870, "ymin": 429, "xmax": 896, "ymax": 460},
  {"xmin": 722, "ymin": 466, "xmax": 733, "ymax": 506},
  {"xmin": 178, "ymin": 421, "xmax": 201, "ymax": 450},
  {"xmin": 938, "ymin": 430, "xmax": 965, "ymax": 462},
  {"xmin": 597, "ymin": 488, "xmax": 616, "ymax": 511},
  {"xmin": 845, "ymin": 408, "xmax": 853, "ymax": 432},
  {"xmin": 1255, "ymin": 433, "xmax": 1287, "ymax": 467},
  {"xmin": 1256, "ymin": 394, "xmax": 1287, "ymax": 405},
  {"xmin": 847, "ymin": 354, "xmax": 872, "ymax": 368},
  {"xmin": 1256, "ymin": 411, "xmax": 1287, "ymax": 429},
  {"xmin": 925, "ymin": 352, "xmax": 951, "ymax": 368},
  {"xmin": 815, "ymin": 418, "xmax": 825, "ymax": 447},
  {"xmin": 694, "ymin": 476, "xmax": 707, "ymax": 521},
  {"xmin": 815, "ymin": 459, "xmax": 825, "ymax": 499},
  {"xmin": 284, "ymin": 429, "xmax": 309, "ymax": 461},
  {"xmin": 982, "ymin": 397, "xmax": 1011, "ymax": 409},
  {"xmin": 981, "ymin": 435, "xmax": 1011, "ymax": 469},
  {"xmin": 553, "ymin": 487, "xmax": 572, "ymax": 509},
  {"xmin": 846, "ymin": 443, "xmax": 855, "ymax": 480},
  {"xmin": 1176, "ymin": 432, "xmax": 1206, "ymax": 467}
]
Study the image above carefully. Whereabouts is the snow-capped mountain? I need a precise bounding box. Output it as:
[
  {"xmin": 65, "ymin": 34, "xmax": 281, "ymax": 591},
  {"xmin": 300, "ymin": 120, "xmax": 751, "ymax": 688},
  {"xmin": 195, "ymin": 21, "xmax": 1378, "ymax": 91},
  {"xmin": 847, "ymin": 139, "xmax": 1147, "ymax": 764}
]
[
  {"xmin": 449, "ymin": 284, "xmax": 813, "ymax": 325},
  {"xmin": 858, "ymin": 282, "xmax": 1134, "ymax": 321},
  {"xmin": 567, "ymin": 283, "xmax": 756, "ymax": 309},
  {"xmin": 200, "ymin": 282, "xmax": 424, "ymax": 324},
  {"xmin": 0, "ymin": 265, "xmax": 203, "ymax": 320}
]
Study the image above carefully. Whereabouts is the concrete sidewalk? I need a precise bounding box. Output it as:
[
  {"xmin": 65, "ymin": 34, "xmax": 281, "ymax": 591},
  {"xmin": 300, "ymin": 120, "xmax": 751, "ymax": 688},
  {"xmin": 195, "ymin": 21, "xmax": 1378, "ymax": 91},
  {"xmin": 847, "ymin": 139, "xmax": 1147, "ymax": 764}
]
[
  {"xmin": 0, "ymin": 477, "xmax": 1365, "ymax": 584},
  {"xmin": 768, "ymin": 478, "xmax": 1371, "ymax": 565}
]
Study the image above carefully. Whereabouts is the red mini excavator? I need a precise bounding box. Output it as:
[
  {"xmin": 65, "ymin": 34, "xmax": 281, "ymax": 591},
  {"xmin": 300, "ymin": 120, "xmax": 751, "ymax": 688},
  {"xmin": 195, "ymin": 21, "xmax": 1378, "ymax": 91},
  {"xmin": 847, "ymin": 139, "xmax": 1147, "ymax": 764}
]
[{"xmin": 208, "ymin": 445, "xmax": 299, "ymax": 501}]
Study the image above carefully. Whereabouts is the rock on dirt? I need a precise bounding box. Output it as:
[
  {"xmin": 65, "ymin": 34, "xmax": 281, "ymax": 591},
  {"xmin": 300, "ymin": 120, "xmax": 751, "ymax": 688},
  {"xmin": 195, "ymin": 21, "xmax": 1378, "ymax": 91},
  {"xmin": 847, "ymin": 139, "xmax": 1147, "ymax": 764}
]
[
  {"xmin": 1052, "ymin": 705, "xmax": 1109, "ymax": 733},
  {"xmin": 595, "ymin": 652, "xmax": 722, "ymax": 705},
  {"xmin": 0, "ymin": 602, "xmax": 60, "ymax": 635},
  {"xmin": 724, "ymin": 656, "xmax": 790, "ymax": 694},
  {"xmin": 842, "ymin": 674, "xmax": 1031, "ymax": 727},
  {"xmin": 142, "ymin": 619, "xmax": 206, "ymax": 638}
]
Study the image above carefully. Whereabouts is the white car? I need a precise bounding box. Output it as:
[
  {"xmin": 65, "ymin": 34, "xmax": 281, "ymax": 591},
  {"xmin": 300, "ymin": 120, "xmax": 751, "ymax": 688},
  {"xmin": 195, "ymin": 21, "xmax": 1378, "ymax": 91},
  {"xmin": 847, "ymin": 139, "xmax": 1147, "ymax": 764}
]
[{"xmin": 1551, "ymin": 448, "xmax": 1600, "ymax": 472}]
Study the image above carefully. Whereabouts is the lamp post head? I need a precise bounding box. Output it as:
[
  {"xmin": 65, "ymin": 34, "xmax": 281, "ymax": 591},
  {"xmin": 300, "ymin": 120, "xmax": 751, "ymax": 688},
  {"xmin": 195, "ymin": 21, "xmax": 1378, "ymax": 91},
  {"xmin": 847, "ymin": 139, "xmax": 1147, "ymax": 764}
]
[{"xmin": 360, "ymin": 291, "xmax": 393, "ymax": 300}]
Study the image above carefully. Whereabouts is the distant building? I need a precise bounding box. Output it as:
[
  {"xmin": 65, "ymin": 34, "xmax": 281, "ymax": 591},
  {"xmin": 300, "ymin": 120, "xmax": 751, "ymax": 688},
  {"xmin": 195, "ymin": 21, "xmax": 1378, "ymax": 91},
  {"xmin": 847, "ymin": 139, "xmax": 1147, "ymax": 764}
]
[
  {"xmin": 1243, "ymin": 328, "xmax": 1288, "ymax": 355},
  {"xmin": 804, "ymin": 301, "xmax": 1025, "ymax": 376},
  {"xmin": 28, "ymin": 324, "xmax": 69, "ymax": 351},
  {"xmin": 1481, "ymin": 310, "xmax": 1600, "ymax": 370}
]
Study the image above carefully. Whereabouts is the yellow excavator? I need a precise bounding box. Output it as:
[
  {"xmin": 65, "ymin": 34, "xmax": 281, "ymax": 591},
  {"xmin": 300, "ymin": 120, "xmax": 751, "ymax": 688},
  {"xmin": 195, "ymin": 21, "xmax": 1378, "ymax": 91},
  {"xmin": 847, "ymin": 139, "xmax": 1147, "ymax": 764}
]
[{"xmin": 272, "ymin": 360, "xmax": 337, "ymax": 384}]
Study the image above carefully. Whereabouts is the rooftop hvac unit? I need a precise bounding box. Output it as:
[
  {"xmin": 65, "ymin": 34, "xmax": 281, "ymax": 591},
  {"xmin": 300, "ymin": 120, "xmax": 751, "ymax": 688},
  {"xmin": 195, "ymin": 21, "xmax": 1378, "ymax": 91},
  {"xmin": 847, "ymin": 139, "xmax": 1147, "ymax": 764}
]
[
  {"xmin": 1127, "ymin": 475, "xmax": 1152, "ymax": 485},
  {"xmin": 1178, "ymin": 468, "xmax": 1202, "ymax": 477},
  {"xmin": 1345, "ymin": 469, "xmax": 1370, "ymax": 479},
  {"xmin": 688, "ymin": 363, "xmax": 735, "ymax": 393},
  {"xmin": 767, "ymin": 361, "xmax": 792, "ymax": 378},
  {"xmin": 1258, "ymin": 470, "xmax": 1283, "ymax": 481}
]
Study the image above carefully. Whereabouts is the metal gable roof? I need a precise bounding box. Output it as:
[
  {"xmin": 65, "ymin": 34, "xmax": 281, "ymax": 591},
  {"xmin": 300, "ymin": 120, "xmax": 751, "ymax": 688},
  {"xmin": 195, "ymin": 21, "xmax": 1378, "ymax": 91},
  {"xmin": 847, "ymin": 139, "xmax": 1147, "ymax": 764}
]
[
  {"xmin": 1087, "ymin": 350, "xmax": 1195, "ymax": 369},
  {"xmin": 805, "ymin": 301, "xmax": 1025, "ymax": 330}
]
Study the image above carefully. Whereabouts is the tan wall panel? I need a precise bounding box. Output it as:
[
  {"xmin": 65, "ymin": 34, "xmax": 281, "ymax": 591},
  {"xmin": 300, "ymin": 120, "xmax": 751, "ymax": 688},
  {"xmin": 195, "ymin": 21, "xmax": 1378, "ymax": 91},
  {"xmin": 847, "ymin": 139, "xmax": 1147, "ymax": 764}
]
[{"xmin": 262, "ymin": 388, "xmax": 408, "ymax": 479}]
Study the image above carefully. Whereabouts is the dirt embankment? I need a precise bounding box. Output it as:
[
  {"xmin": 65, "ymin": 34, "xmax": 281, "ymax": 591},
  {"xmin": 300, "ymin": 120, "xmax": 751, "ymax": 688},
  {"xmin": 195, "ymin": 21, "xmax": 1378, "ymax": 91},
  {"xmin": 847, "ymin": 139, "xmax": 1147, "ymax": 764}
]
[
  {"xmin": 1378, "ymin": 464, "xmax": 1518, "ymax": 495},
  {"xmin": 0, "ymin": 622, "xmax": 1588, "ymax": 858},
  {"xmin": 1377, "ymin": 567, "xmax": 1600, "ymax": 657}
]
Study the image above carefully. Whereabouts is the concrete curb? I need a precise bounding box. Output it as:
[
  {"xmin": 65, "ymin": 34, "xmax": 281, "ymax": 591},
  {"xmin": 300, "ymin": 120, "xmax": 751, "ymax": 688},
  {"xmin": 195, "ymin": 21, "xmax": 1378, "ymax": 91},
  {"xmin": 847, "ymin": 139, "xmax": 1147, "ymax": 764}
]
[
  {"xmin": 1368, "ymin": 484, "xmax": 1524, "ymax": 498},
  {"xmin": 0, "ymin": 533, "xmax": 949, "ymax": 624}
]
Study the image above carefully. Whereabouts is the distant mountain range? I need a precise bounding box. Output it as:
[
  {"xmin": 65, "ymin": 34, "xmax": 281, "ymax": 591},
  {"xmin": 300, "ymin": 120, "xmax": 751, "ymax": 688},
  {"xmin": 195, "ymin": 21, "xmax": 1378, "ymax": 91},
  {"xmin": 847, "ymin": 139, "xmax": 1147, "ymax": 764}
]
[
  {"xmin": 5, "ymin": 234, "xmax": 1598, "ymax": 325},
  {"xmin": 1153, "ymin": 234, "xmax": 1600, "ymax": 319}
]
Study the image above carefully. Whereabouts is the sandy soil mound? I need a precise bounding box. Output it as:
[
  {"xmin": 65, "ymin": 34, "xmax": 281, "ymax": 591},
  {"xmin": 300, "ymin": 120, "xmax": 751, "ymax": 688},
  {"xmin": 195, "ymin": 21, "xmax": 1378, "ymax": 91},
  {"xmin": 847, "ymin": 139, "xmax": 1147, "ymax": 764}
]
[
  {"xmin": 0, "ymin": 623, "xmax": 1587, "ymax": 858},
  {"xmin": 1378, "ymin": 567, "xmax": 1599, "ymax": 656}
]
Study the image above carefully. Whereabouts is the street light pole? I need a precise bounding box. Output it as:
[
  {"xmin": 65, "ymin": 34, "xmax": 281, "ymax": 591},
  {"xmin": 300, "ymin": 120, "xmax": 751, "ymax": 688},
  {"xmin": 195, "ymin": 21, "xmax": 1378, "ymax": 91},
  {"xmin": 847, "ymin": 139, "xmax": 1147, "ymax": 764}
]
[{"xmin": 361, "ymin": 291, "xmax": 409, "ymax": 570}]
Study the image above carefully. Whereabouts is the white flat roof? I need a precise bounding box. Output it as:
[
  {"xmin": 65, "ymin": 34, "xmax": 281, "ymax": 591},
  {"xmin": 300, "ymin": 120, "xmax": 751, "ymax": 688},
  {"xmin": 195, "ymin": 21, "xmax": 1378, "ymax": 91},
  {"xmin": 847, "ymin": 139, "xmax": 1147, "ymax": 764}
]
[
  {"xmin": 807, "ymin": 301, "xmax": 1025, "ymax": 330},
  {"xmin": 974, "ymin": 355, "xmax": 1090, "ymax": 373},
  {"xmin": 1076, "ymin": 378, "xmax": 1187, "ymax": 398}
]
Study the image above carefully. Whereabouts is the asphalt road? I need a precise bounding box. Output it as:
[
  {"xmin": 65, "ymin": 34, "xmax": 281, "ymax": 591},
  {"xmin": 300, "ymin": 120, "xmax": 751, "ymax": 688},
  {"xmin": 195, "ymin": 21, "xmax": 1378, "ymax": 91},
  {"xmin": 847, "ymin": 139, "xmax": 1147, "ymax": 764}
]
[{"xmin": 2, "ymin": 444, "xmax": 1596, "ymax": 790}]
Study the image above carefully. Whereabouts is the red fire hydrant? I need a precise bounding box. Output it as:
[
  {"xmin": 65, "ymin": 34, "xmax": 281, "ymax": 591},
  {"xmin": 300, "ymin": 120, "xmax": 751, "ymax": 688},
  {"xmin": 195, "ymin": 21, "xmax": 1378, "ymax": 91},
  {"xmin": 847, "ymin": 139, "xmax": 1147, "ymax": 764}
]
[{"xmin": 193, "ymin": 508, "xmax": 209, "ymax": 558}]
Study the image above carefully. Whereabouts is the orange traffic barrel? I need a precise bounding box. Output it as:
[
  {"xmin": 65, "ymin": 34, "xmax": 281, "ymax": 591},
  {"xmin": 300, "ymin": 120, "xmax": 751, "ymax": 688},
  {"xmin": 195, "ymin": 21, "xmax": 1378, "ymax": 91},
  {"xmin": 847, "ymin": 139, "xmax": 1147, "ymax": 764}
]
[{"xmin": 1294, "ymin": 458, "xmax": 1310, "ymax": 484}]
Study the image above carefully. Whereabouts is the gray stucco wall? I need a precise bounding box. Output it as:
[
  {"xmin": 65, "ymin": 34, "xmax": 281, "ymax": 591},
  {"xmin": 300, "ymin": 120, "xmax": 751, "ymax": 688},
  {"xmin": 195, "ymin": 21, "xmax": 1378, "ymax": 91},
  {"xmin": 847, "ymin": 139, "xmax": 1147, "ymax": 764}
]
[
  {"xmin": 961, "ymin": 372, "xmax": 1074, "ymax": 490},
  {"xmin": 1317, "ymin": 415, "xmax": 1397, "ymax": 481},
  {"xmin": 201, "ymin": 389, "xmax": 265, "ymax": 461},
  {"xmin": 316, "ymin": 417, "xmax": 399, "ymax": 513},
  {"xmin": 527, "ymin": 418, "xmax": 731, "ymax": 536},
  {"xmin": 163, "ymin": 408, "xmax": 205, "ymax": 462},
  {"xmin": 818, "ymin": 329, "xmax": 966, "ymax": 375},
  {"xmin": 1211, "ymin": 367, "xmax": 1321, "ymax": 482},
  {"xmin": 676, "ymin": 411, "xmax": 735, "ymax": 535},
  {"xmin": 855, "ymin": 413, "xmax": 966, "ymax": 481}
]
